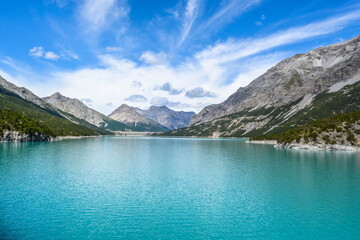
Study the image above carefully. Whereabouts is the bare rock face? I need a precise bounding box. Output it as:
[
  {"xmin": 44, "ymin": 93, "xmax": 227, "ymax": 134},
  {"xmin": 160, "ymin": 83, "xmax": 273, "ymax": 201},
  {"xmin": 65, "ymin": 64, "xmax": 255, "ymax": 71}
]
[
  {"xmin": 43, "ymin": 92, "xmax": 106, "ymax": 127},
  {"xmin": 190, "ymin": 35, "xmax": 360, "ymax": 126},
  {"xmin": 137, "ymin": 106, "xmax": 195, "ymax": 130},
  {"xmin": 0, "ymin": 130, "xmax": 55, "ymax": 142}
]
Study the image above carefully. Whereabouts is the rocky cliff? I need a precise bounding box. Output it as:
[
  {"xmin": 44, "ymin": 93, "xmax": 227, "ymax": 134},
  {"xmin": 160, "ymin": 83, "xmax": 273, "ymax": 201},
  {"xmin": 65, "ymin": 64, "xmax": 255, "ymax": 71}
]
[
  {"xmin": 0, "ymin": 130, "xmax": 56, "ymax": 142},
  {"xmin": 170, "ymin": 35, "xmax": 360, "ymax": 137}
]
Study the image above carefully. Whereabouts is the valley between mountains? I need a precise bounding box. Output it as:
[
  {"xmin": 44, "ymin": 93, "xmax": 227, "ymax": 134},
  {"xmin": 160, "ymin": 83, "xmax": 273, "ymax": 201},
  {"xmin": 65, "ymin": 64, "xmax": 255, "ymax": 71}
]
[{"xmin": 1, "ymin": 35, "xmax": 360, "ymax": 149}]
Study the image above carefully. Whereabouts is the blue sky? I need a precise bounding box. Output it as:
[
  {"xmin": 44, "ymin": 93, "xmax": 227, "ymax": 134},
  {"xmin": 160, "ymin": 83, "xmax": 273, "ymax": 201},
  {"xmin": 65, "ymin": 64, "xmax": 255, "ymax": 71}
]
[{"xmin": 0, "ymin": 0, "xmax": 360, "ymax": 114}]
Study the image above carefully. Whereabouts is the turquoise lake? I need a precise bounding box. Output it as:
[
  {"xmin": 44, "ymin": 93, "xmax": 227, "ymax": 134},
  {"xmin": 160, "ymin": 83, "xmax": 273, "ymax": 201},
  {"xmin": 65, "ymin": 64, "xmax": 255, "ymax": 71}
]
[{"xmin": 1, "ymin": 137, "xmax": 360, "ymax": 239}]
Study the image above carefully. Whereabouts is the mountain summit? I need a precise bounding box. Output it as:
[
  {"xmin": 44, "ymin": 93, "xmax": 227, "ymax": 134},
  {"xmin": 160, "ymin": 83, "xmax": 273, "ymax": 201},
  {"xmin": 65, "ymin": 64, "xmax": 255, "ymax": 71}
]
[{"xmin": 44, "ymin": 92, "xmax": 106, "ymax": 128}]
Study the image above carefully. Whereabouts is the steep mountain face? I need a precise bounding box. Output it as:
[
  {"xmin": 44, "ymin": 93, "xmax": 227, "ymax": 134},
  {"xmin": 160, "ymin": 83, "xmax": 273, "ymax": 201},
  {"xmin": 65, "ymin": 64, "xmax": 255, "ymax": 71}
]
[
  {"xmin": 0, "ymin": 76, "xmax": 58, "ymax": 110},
  {"xmin": 0, "ymin": 76, "xmax": 110, "ymax": 139},
  {"xmin": 168, "ymin": 35, "xmax": 360, "ymax": 137},
  {"xmin": 44, "ymin": 92, "xmax": 108, "ymax": 128},
  {"xmin": 44, "ymin": 93, "xmax": 139, "ymax": 131},
  {"xmin": 108, "ymin": 104, "xmax": 170, "ymax": 132},
  {"xmin": 137, "ymin": 106, "xmax": 195, "ymax": 130}
]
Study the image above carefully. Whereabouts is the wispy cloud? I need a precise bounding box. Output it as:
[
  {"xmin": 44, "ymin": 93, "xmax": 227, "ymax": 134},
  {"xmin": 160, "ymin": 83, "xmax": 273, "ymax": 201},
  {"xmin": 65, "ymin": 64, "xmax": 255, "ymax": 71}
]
[
  {"xmin": 199, "ymin": 0, "xmax": 262, "ymax": 34},
  {"xmin": 29, "ymin": 46, "xmax": 78, "ymax": 61},
  {"xmin": 196, "ymin": 9, "xmax": 360, "ymax": 65},
  {"xmin": 79, "ymin": 0, "xmax": 130, "ymax": 33},
  {"xmin": 178, "ymin": 0, "xmax": 200, "ymax": 46}
]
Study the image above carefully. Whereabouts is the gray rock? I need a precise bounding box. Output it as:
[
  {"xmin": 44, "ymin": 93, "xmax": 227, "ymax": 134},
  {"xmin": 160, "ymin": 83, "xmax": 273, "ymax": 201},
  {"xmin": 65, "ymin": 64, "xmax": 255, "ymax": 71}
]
[
  {"xmin": 190, "ymin": 35, "xmax": 360, "ymax": 126},
  {"xmin": 43, "ymin": 92, "xmax": 108, "ymax": 127},
  {"xmin": 0, "ymin": 76, "xmax": 58, "ymax": 111},
  {"xmin": 0, "ymin": 130, "xmax": 55, "ymax": 142}
]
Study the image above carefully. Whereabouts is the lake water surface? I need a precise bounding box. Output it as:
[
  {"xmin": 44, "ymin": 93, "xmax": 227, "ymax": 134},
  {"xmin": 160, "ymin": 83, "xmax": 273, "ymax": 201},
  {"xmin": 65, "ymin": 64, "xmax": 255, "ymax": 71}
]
[{"xmin": 1, "ymin": 137, "xmax": 360, "ymax": 239}]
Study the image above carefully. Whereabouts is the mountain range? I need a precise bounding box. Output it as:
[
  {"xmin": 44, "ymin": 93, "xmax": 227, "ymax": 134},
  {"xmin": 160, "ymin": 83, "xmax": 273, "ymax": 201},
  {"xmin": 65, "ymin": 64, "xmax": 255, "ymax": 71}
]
[
  {"xmin": 164, "ymin": 34, "xmax": 360, "ymax": 138},
  {"xmin": 0, "ymin": 76, "xmax": 195, "ymax": 141},
  {"xmin": 44, "ymin": 93, "xmax": 195, "ymax": 132},
  {"xmin": 1, "ymin": 35, "xmax": 360, "ymax": 141}
]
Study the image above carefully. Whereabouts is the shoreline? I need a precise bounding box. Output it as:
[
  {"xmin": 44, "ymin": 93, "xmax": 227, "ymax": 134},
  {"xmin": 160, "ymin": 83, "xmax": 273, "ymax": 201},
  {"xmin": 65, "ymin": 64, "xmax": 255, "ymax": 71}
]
[
  {"xmin": 56, "ymin": 135, "xmax": 102, "ymax": 140},
  {"xmin": 247, "ymin": 140, "xmax": 360, "ymax": 152}
]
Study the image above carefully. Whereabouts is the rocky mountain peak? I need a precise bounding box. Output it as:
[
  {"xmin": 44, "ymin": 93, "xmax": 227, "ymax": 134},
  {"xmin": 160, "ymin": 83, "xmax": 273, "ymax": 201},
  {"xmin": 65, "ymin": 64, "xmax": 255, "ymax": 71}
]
[
  {"xmin": 0, "ymin": 75, "xmax": 55, "ymax": 110},
  {"xmin": 43, "ymin": 93, "xmax": 106, "ymax": 127},
  {"xmin": 190, "ymin": 34, "xmax": 360, "ymax": 126}
]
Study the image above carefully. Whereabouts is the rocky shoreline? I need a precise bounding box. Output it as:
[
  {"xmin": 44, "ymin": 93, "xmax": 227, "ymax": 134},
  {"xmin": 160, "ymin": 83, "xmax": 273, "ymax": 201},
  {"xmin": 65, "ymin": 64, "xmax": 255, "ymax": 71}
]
[
  {"xmin": 247, "ymin": 140, "xmax": 360, "ymax": 152},
  {"xmin": 0, "ymin": 130, "xmax": 56, "ymax": 142},
  {"xmin": 0, "ymin": 131, "xmax": 102, "ymax": 143}
]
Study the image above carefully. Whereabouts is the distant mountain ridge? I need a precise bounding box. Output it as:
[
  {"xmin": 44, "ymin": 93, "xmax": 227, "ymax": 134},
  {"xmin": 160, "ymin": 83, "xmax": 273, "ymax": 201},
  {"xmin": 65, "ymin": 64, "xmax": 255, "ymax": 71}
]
[
  {"xmin": 43, "ymin": 93, "xmax": 194, "ymax": 132},
  {"xmin": 136, "ymin": 105, "xmax": 195, "ymax": 130}
]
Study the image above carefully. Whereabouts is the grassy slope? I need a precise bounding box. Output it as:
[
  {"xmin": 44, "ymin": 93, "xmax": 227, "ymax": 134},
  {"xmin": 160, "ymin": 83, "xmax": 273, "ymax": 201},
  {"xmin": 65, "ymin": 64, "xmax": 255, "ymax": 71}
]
[
  {"xmin": 0, "ymin": 87, "xmax": 108, "ymax": 137},
  {"xmin": 249, "ymin": 80, "xmax": 360, "ymax": 136},
  {"xmin": 0, "ymin": 109, "xmax": 55, "ymax": 137},
  {"xmin": 251, "ymin": 110, "xmax": 360, "ymax": 145}
]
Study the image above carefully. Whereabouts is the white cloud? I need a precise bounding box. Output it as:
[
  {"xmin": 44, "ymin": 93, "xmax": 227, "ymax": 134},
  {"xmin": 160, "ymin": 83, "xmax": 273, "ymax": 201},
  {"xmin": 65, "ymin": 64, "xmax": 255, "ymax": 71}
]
[
  {"xmin": 29, "ymin": 46, "xmax": 77, "ymax": 61},
  {"xmin": 44, "ymin": 51, "xmax": 60, "ymax": 60},
  {"xmin": 13, "ymin": 51, "xmax": 282, "ymax": 114},
  {"xmin": 29, "ymin": 47, "xmax": 45, "ymax": 57},
  {"xmin": 140, "ymin": 51, "xmax": 168, "ymax": 65}
]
